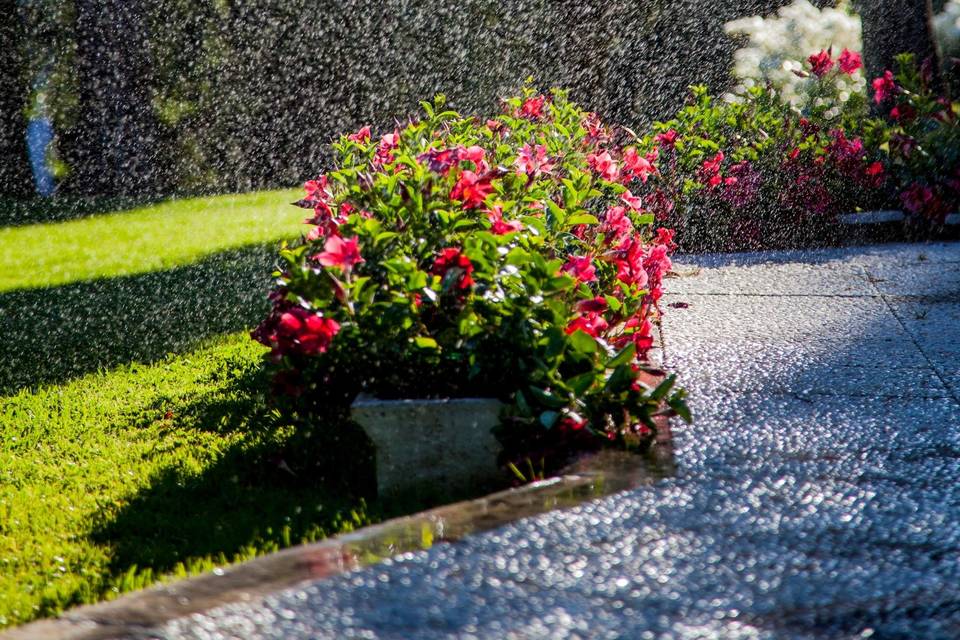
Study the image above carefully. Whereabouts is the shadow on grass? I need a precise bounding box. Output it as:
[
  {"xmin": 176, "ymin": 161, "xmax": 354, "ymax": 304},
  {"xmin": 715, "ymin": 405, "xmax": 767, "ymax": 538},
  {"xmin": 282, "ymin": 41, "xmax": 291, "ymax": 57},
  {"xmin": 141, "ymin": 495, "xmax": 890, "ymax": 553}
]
[
  {"xmin": 90, "ymin": 366, "xmax": 379, "ymax": 587},
  {"xmin": 0, "ymin": 243, "xmax": 279, "ymax": 394},
  {"xmin": 0, "ymin": 195, "xmax": 168, "ymax": 228}
]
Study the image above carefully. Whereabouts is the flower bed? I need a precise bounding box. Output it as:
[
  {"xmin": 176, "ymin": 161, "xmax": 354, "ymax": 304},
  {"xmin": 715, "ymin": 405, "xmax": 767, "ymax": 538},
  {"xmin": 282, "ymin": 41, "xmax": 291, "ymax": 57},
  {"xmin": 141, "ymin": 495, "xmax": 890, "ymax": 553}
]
[
  {"xmin": 252, "ymin": 90, "xmax": 690, "ymax": 479},
  {"xmin": 622, "ymin": 50, "xmax": 959, "ymax": 252}
]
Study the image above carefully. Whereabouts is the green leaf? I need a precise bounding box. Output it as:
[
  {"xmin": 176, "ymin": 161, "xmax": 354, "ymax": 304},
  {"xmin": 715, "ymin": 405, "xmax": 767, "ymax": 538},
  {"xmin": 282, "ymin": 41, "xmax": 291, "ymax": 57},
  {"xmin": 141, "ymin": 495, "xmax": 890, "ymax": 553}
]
[
  {"xmin": 527, "ymin": 386, "xmax": 568, "ymax": 409},
  {"xmin": 566, "ymin": 371, "xmax": 596, "ymax": 396},
  {"xmin": 605, "ymin": 364, "xmax": 635, "ymax": 393},
  {"xmin": 633, "ymin": 213, "xmax": 655, "ymax": 225},
  {"xmin": 668, "ymin": 396, "xmax": 692, "ymax": 423},
  {"xmin": 413, "ymin": 336, "xmax": 438, "ymax": 349},
  {"xmin": 566, "ymin": 213, "xmax": 600, "ymax": 226},
  {"xmin": 568, "ymin": 329, "xmax": 598, "ymax": 354},
  {"xmin": 650, "ymin": 374, "xmax": 677, "ymax": 401},
  {"xmin": 605, "ymin": 343, "xmax": 636, "ymax": 369}
]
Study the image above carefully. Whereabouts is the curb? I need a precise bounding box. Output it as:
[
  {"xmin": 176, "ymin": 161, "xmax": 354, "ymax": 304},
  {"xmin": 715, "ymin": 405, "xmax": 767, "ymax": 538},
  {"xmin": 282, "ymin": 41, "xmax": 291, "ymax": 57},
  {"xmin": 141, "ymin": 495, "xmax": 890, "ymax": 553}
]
[{"xmin": 1, "ymin": 442, "xmax": 673, "ymax": 640}]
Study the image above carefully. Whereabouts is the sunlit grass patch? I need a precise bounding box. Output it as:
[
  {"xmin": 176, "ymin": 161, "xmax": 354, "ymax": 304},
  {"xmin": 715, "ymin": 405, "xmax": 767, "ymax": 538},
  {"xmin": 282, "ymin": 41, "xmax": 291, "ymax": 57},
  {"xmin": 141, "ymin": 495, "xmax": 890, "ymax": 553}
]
[
  {"xmin": 0, "ymin": 334, "xmax": 372, "ymax": 629},
  {"xmin": 0, "ymin": 189, "xmax": 304, "ymax": 292}
]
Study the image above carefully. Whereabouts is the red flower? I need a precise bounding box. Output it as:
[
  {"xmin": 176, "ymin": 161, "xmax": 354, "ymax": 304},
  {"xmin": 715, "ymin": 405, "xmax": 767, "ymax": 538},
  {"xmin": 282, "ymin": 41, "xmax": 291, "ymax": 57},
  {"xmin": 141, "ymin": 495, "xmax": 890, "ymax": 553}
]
[
  {"xmin": 558, "ymin": 416, "xmax": 588, "ymax": 432},
  {"xmin": 562, "ymin": 255, "xmax": 598, "ymax": 283},
  {"xmin": 621, "ymin": 147, "xmax": 655, "ymax": 183},
  {"xmin": 486, "ymin": 205, "xmax": 522, "ymax": 235},
  {"xmin": 655, "ymin": 228, "xmax": 677, "ymax": 252},
  {"xmin": 419, "ymin": 147, "xmax": 459, "ymax": 175},
  {"xmin": 701, "ymin": 151, "xmax": 724, "ymax": 175},
  {"xmin": 808, "ymin": 49, "xmax": 834, "ymax": 77},
  {"xmin": 575, "ymin": 296, "xmax": 608, "ymax": 313},
  {"xmin": 647, "ymin": 190, "xmax": 674, "ymax": 222},
  {"xmin": 515, "ymin": 144, "xmax": 554, "ymax": 177},
  {"xmin": 864, "ymin": 161, "xmax": 885, "ymax": 188},
  {"xmin": 252, "ymin": 306, "xmax": 340, "ymax": 358},
  {"xmin": 347, "ymin": 126, "xmax": 371, "ymax": 143},
  {"xmin": 837, "ymin": 49, "xmax": 862, "ymax": 74},
  {"xmin": 890, "ymin": 104, "xmax": 916, "ymax": 122},
  {"xmin": 721, "ymin": 160, "xmax": 762, "ymax": 208},
  {"xmin": 432, "ymin": 247, "xmax": 475, "ymax": 290},
  {"xmin": 565, "ymin": 312, "xmax": 609, "ymax": 337},
  {"xmin": 587, "ymin": 151, "xmax": 619, "ymax": 182},
  {"xmin": 654, "ymin": 129, "xmax": 678, "ymax": 148},
  {"xmin": 450, "ymin": 170, "xmax": 494, "ymax": 209},
  {"xmin": 872, "ymin": 71, "xmax": 896, "ymax": 104},
  {"xmin": 313, "ymin": 235, "xmax": 364, "ymax": 273},
  {"xmin": 520, "ymin": 95, "xmax": 545, "ymax": 119}
]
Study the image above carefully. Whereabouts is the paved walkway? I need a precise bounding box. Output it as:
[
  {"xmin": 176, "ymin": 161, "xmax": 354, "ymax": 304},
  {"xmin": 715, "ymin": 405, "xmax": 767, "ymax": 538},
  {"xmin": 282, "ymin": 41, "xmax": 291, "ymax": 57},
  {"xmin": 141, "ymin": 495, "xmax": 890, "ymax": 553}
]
[{"xmin": 160, "ymin": 242, "xmax": 960, "ymax": 639}]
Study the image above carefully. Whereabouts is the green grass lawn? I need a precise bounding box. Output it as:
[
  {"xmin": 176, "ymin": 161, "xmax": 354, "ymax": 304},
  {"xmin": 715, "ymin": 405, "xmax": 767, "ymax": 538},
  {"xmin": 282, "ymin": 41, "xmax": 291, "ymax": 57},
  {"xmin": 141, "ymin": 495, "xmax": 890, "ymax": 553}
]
[{"xmin": 0, "ymin": 192, "xmax": 378, "ymax": 629}]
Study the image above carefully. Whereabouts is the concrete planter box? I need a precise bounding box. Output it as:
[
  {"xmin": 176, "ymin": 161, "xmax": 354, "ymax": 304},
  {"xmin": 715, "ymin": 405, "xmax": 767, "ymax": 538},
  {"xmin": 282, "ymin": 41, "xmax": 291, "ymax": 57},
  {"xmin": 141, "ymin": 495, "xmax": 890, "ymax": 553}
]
[{"xmin": 351, "ymin": 396, "xmax": 505, "ymax": 497}]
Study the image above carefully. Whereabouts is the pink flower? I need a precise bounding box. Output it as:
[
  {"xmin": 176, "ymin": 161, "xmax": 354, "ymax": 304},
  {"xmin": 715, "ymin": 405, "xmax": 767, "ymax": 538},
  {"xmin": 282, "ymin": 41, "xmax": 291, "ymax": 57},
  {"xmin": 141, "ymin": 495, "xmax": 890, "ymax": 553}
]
[
  {"xmin": 432, "ymin": 247, "xmax": 475, "ymax": 290},
  {"xmin": 520, "ymin": 96, "xmax": 545, "ymax": 119},
  {"xmin": 655, "ymin": 228, "xmax": 677, "ymax": 251},
  {"xmin": 450, "ymin": 170, "xmax": 494, "ymax": 209},
  {"xmin": 565, "ymin": 312, "xmax": 609, "ymax": 337},
  {"xmin": 612, "ymin": 236, "xmax": 649, "ymax": 288},
  {"xmin": 620, "ymin": 190, "xmax": 643, "ymax": 211},
  {"xmin": 601, "ymin": 205, "xmax": 634, "ymax": 242},
  {"xmin": 304, "ymin": 176, "xmax": 333, "ymax": 202},
  {"xmin": 872, "ymin": 71, "xmax": 896, "ymax": 104},
  {"xmin": 515, "ymin": 144, "xmax": 554, "ymax": 177},
  {"xmin": 458, "ymin": 145, "xmax": 488, "ymax": 172},
  {"xmin": 838, "ymin": 49, "xmax": 862, "ymax": 74},
  {"xmin": 486, "ymin": 205, "xmax": 522, "ymax": 235},
  {"xmin": 621, "ymin": 147, "xmax": 656, "ymax": 183},
  {"xmin": 347, "ymin": 126, "xmax": 371, "ymax": 143},
  {"xmin": 583, "ymin": 113, "xmax": 609, "ymax": 143},
  {"xmin": 587, "ymin": 151, "xmax": 619, "ymax": 182},
  {"xmin": 900, "ymin": 184, "xmax": 950, "ymax": 223},
  {"xmin": 373, "ymin": 131, "xmax": 400, "ymax": 166},
  {"xmin": 808, "ymin": 49, "xmax": 834, "ymax": 77},
  {"xmin": 654, "ymin": 129, "xmax": 678, "ymax": 148},
  {"xmin": 313, "ymin": 235, "xmax": 364, "ymax": 273},
  {"xmin": 562, "ymin": 255, "xmax": 598, "ymax": 283}
]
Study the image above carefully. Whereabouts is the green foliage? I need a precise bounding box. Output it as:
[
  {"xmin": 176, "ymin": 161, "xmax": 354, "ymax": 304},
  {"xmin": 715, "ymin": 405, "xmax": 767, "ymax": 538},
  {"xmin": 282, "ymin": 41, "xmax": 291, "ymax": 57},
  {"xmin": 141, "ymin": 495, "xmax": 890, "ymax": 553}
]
[{"xmin": 255, "ymin": 89, "xmax": 689, "ymax": 469}]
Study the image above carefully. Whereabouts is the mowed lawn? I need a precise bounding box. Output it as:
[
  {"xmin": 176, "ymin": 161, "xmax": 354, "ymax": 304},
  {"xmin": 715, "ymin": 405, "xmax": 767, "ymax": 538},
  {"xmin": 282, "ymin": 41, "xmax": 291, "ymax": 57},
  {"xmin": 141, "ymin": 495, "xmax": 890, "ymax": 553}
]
[{"xmin": 0, "ymin": 191, "xmax": 375, "ymax": 629}]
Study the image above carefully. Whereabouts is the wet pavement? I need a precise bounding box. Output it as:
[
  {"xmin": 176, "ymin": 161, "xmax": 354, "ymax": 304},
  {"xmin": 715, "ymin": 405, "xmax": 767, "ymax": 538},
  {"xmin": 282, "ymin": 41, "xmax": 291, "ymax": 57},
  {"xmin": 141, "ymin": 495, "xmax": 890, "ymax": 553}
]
[{"xmin": 110, "ymin": 243, "xmax": 960, "ymax": 638}]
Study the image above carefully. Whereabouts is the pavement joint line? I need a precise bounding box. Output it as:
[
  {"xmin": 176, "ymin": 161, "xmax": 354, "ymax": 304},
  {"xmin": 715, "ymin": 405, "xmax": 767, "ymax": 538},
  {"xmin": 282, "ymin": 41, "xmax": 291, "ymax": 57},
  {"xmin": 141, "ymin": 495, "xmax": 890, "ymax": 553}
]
[
  {"xmin": 859, "ymin": 264, "xmax": 960, "ymax": 408},
  {"xmin": 662, "ymin": 292, "xmax": 882, "ymax": 298}
]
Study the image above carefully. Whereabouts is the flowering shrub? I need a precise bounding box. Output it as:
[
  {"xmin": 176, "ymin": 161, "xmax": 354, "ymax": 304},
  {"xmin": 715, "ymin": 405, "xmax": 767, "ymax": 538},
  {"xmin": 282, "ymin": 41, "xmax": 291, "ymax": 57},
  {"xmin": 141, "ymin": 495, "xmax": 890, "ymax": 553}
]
[
  {"xmin": 866, "ymin": 54, "xmax": 960, "ymax": 224},
  {"xmin": 253, "ymin": 89, "xmax": 690, "ymax": 471},
  {"xmin": 621, "ymin": 48, "xmax": 957, "ymax": 252}
]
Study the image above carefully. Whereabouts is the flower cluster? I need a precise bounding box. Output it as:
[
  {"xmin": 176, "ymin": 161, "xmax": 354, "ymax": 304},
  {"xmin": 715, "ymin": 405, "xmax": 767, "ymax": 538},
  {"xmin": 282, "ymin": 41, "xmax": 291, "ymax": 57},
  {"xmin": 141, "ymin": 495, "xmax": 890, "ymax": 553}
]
[
  {"xmin": 253, "ymin": 89, "xmax": 689, "ymax": 469},
  {"xmin": 617, "ymin": 48, "xmax": 957, "ymax": 252},
  {"xmin": 724, "ymin": 0, "xmax": 864, "ymax": 108}
]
